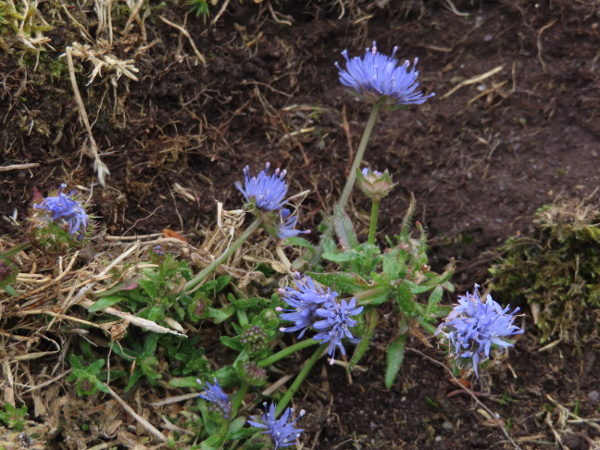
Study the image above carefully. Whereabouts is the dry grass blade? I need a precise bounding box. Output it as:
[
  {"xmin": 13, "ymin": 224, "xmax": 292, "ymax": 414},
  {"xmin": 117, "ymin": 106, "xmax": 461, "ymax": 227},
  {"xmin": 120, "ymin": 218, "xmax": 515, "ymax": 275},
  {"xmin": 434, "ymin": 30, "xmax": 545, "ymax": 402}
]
[{"xmin": 440, "ymin": 65, "xmax": 504, "ymax": 100}]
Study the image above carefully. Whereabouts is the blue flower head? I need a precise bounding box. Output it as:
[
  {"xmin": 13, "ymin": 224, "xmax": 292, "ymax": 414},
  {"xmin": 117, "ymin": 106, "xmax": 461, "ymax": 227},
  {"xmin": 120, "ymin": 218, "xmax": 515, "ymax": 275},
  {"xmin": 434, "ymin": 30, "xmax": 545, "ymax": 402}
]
[
  {"xmin": 277, "ymin": 273, "xmax": 337, "ymax": 338},
  {"xmin": 336, "ymin": 41, "xmax": 435, "ymax": 107},
  {"xmin": 197, "ymin": 377, "xmax": 231, "ymax": 419},
  {"xmin": 313, "ymin": 297, "xmax": 364, "ymax": 364},
  {"xmin": 435, "ymin": 285, "xmax": 523, "ymax": 377},
  {"xmin": 236, "ymin": 163, "xmax": 288, "ymax": 212},
  {"xmin": 34, "ymin": 183, "xmax": 89, "ymax": 240},
  {"xmin": 248, "ymin": 402, "xmax": 305, "ymax": 449},
  {"xmin": 276, "ymin": 208, "xmax": 310, "ymax": 240}
]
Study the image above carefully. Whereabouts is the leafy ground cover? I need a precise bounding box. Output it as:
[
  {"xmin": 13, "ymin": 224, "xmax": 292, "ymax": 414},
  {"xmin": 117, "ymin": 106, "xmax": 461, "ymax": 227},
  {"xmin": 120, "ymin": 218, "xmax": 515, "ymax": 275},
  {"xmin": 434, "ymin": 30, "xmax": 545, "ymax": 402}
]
[{"xmin": 1, "ymin": 0, "xmax": 599, "ymax": 448}]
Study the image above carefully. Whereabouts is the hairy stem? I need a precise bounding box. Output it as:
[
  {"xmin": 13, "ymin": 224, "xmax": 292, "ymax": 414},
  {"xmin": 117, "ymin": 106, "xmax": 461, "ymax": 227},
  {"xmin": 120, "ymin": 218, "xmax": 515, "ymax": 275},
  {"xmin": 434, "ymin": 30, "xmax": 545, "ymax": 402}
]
[
  {"xmin": 334, "ymin": 101, "xmax": 381, "ymax": 217},
  {"xmin": 367, "ymin": 198, "xmax": 381, "ymax": 245}
]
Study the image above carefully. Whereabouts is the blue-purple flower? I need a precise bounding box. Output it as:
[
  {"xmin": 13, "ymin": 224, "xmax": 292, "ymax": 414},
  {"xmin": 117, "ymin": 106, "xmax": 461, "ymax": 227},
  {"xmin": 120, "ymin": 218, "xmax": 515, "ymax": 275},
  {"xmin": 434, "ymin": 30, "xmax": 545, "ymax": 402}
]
[
  {"xmin": 277, "ymin": 273, "xmax": 337, "ymax": 338},
  {"xmin": 197, "ymin": 378, "xmax": 231, "ymax": 419},
  {"xmin": 276, "ymin": 209, "xmax": 310, "ymax": 240},
  {"xmin": 336, "ymin": 41, "xmax": 434, "ymax": 107},
  {"xmin": 435, "ymin": 285, "xmax": 523, "ymax": 377},
  {"xmin": 313, "ymin": 297, "xmax": 364, "ymax": 364},
  {"xmin": 247, "ymin": 402, "xmax": 304, "ymax": 449},
  {"xmin": 236, "ymin": 163, "xmax": 288, "ymax": 212},
  {"xmin": 34, "ymin": 183, "xmax": 89, "ymax": 240}
]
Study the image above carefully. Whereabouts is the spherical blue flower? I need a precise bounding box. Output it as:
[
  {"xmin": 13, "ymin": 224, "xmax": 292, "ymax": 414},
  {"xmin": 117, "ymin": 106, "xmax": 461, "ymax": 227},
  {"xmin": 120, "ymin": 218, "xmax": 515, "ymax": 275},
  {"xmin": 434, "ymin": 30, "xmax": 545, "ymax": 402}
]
[
  {"xmin": 236, "ymin": 163, "xmax": 288, "ymax": 212},
  {"xmin": 435, "ymin": 285, "xmax": 523, "ymax": 377},
  {"xmin": 276, "ymin": 208, "xmax": 310, "ymax": 240},
  {"xmin": 335, "ymin": 41, "xmax": 435, "ymax": 106},
  {"xmin": 313, "ymin": 297, "xmax": 364, "ymax": 364},
  {"xmin": 247, "ymin": 402, "xmax": 305, "ymax": 449},
  {"xmin": 34, "ymin": 183, "xmax": 89, "ymax": 240},
  {"xmin": 277, "ymin": 273, "xmax": 337, "ymax": 338},
  {"xmin": 196, "ymin": 377, "xmax": 231, "ymax": 419}
]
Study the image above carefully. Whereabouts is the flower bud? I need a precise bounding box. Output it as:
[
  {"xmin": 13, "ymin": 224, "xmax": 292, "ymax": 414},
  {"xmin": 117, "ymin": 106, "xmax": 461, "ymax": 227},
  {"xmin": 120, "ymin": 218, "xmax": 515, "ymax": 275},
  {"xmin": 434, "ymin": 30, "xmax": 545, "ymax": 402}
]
[
  {"xmin": 239, "ymin": 325, "xmax": 269, "ymax": 355},
  {"xmin": 356, "ymin": 168, "xmax": 396, "ymax": 200},
  {"xmin": 240, "ymin": 361, "xmax": 267, "ymax": 386}
]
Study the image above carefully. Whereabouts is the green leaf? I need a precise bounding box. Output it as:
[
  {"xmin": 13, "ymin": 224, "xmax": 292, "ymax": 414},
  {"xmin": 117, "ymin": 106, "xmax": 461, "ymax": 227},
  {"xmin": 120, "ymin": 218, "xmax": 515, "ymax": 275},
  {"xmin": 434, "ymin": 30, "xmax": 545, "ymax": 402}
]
[
  {"xmin": 88, "ymin": 295, "xmax": 125, "ymax": 312},
  {"xmin": 207, "ymin": 305, "xmax": 236, "ymax": 324},
  {"xmin": 138, "ymin": 278, "xmax": 158, "ymax": 298},
  {"xmin": 322, "ymin": 251, "xmax": 357, "ymax": 263},
  {"xmin": 283, "ymin": 236, "xmax": 316, "ymax": 255},
  {"xmin": 308, "ymin": 272, "xmax": 372, "ymax": 296},
  {"xmin": 334, "ymin": 210, "xmax": 360, "ymax": 251},
  {"xmin": 95, "ymin": 379, "xmax": 111, "ymax": 394},
  {"xmin": 385, "ymin": 321, "xmax": 408, "ymax": 389},
  {"xmin": 3, "ymin": 285, "xmax": 18, "ymax": 296},
  {"xmin": 169, "ymin": 377, "xmax": 202, "ymax": 388},
  {"xmin": 349, "ymin": 308, "xmax": 378, "ymax": 368},
  {"xmin": 220, "ymin": 336, "xmax": 243, "ymax": 351}
]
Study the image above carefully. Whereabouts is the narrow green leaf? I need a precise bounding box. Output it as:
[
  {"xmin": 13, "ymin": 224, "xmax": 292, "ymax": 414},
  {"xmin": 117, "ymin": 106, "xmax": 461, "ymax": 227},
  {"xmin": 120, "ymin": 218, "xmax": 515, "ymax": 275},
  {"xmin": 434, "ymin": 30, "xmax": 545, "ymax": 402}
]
[
  {"xmin": 220, "ymin": 336, "xmax": 243, "ymax": 351},
  {"xmin": 385, "ymin": 322, "xmax": 408, "ymax": 389},
  {"xmin": 88, "ymin": 295, "xmax": 125, "ymax": 312},
  {"xmin": 349, "ymin": 308, "xmax": 378, "ymax": 368}
]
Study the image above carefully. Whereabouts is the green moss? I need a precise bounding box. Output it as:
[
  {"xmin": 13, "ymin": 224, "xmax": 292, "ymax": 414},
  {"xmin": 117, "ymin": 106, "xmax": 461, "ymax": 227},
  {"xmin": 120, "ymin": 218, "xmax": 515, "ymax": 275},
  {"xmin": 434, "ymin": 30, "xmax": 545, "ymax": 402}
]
[{"xmin": 490, "ymin": 200, "xmax": 600, "ymax": 348}]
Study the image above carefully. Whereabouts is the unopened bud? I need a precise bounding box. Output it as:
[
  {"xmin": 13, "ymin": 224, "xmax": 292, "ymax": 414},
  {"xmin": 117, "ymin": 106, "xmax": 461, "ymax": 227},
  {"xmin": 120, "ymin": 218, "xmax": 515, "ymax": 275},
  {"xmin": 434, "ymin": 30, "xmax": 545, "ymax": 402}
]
[
  {"xmin": 240, "ymin": 361, "xmax": 268, "ymax": 386},
  {"xmin": 356, "ymin": 168, "xmax": 396, "ymax": 200},
  {"xmin": 239, "ymin": 325, "xmax": 269, "ymax": 355}
]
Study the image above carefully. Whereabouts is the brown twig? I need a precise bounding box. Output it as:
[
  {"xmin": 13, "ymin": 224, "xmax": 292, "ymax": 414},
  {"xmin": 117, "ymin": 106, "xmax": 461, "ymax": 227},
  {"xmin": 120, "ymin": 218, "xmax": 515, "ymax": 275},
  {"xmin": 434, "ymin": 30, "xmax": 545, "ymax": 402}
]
[{"xmin": 159, "ymin": 16, "xmax": 207, "ymax": 66}]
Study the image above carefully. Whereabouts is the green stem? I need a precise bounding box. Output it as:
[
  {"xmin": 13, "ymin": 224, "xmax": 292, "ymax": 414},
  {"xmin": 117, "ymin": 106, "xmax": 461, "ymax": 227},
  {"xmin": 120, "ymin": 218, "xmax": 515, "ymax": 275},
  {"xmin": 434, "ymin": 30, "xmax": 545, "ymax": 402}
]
[
  {"xmin": 308, "ymin": 102, "xmax": 381, "ymax": 268},
  {"xmin": 184, "ymin": 218, "xmax": 262, "ymax": 293},
  {"xmin": 230, "ymin": 382, "xmax": 249, "ymax": 417},
  {"xmin": 275, "ymin": 345, "xmax": 326, "ymax": 416},
  {"xmin": 257, "ymin": 338, "xmax": 320, "ymax": 368},
  {"xmin": 0, "ymin": 241, "xmax": 32, "ymax": 259},
  {"xmin": 367, "ymin": 198, "xmax": 381, "ymax": 245},
  {"xmin": 334, "ymin": 101, "xmax": 381, "ymax": 217}
]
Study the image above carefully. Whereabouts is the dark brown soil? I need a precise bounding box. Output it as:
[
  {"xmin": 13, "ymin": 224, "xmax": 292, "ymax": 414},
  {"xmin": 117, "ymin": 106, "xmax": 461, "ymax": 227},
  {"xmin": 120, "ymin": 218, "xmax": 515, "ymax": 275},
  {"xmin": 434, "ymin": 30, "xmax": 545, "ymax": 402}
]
[{"xmin": 1, "ymin": 0, "xmax": 599, "ymax": 448}]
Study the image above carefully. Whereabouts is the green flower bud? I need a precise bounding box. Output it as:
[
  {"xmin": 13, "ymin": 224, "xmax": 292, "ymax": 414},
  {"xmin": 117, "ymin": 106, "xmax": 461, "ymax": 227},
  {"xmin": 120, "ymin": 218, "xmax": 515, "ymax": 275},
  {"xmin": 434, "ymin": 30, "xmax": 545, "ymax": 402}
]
[
  {"xmin": 356, "ymin": 168, "xmax": 396, "ymax": 200},
  {"xmin": 240, "ymin": 361, "xmax": 267, "ymax": 386},
  {"xmin": 239, "ymin": 325, "xmax": 269, "ymax": 355}
]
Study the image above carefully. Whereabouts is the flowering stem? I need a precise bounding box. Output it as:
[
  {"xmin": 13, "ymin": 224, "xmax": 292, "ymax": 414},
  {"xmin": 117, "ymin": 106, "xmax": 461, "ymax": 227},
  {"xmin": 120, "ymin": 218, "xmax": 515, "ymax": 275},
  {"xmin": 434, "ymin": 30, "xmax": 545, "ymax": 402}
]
[
  {"xmin": 275, "ymin": 345, "xmax": 326, "ymax": 417},
  {"xmin": 367, "ymin": 198, "xmax": 381, "ymax": 245},
  {"xmin": 0, "ymin": 241, "xmax": 32, "ymax": 258},
  {"xmin": 230, "ymin": 382, "xmax": 249, "ymax": 417},
  {"xmin": 334, "ymin": 101, "xmax": 381, "ymax": 217},
  {"xmin": 184, "ymin": 218, "xmax": 262, "ymax": 293},
  {"xmin": 257, "ymin": 338, "xmax": 320, "ymax": 368}
]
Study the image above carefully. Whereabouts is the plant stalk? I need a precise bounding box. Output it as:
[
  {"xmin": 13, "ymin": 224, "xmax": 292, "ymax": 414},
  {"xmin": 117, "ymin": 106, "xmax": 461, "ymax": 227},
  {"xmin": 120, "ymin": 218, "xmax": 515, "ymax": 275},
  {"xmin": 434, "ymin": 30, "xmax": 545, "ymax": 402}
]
[
  {"xmin": 230, "ymin": 382, "xmax": 249, "ymax": 417},
  {"xmin": 257, "ymin": 338, "xmax": 319, "ymax": 368},
  {"xmin": 184, "ymin": 218, "xmax": 262, "ymax": 293},
  {"xmin": 275, "ymin": 345, "xmax": 326, "ymax": 416},
  {"xmin": 367, "ymin": 198, "xmax": 381, "ymax": 245},
  {"xmin": 334, "ymin": 101, "xmax": 381, "ymax": 217}
]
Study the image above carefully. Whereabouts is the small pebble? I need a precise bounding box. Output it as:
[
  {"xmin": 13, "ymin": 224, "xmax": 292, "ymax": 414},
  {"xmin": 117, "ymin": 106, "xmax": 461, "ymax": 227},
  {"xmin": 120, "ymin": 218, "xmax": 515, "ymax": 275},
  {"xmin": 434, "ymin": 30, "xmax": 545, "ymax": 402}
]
[{"xmin": 587, "ymin": 390, "xmax": 599, "ymax": 402}]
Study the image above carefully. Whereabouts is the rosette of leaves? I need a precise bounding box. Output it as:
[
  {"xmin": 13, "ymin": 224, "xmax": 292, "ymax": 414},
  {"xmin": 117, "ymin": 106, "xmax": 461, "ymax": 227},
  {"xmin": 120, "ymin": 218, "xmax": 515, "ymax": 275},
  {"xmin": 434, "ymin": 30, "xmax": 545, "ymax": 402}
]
[{"xmin": 490, "ymin": 200, "xmax": 600, "ymax": 347}]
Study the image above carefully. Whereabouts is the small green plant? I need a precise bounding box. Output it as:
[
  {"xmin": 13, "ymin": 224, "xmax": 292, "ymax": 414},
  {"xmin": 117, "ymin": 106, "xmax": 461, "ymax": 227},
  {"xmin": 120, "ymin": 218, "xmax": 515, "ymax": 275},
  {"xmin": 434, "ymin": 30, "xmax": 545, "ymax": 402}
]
[
  {"xmin": 188, "ymin": 0, "xmax": 210, "ymax": 22},
  {"xmin": 490, "ymin": 200, "xmax": 600, "ymax": 347},
  {"xmin": 0, "ymin": 401, "xmax": 28, "ymax": 431}
]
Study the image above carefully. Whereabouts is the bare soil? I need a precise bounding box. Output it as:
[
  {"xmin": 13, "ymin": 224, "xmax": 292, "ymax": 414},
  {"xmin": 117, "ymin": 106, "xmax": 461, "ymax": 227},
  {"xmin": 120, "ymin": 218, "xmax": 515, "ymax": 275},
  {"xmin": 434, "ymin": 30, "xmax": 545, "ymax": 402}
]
[{"xmin": 1, "ymin": 0, "xmax": 599, "ymax": 448}]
